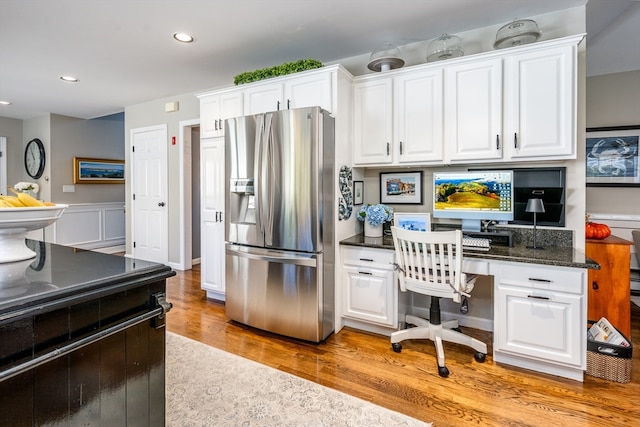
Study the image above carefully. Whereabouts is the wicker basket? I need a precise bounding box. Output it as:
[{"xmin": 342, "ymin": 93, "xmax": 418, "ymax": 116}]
[{"xmin": 586, "ymin": 332, "xmax": 632, "ymax": 383}]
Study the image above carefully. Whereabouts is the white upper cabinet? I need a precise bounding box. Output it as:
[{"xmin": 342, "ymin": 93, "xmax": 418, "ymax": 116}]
[
  {"xmin": 353, "ymin": 78, "xmax": 394, "ymax": 165},
  {"xmin": 503, "ymin": 44, "xmax": 576, "ymax": 160},
  {"xmin": 198, "ymin": 90, "xmax": 244, "ymax": 139},
  {"xmin": 243, "ymin": 68, "xmax": 334, "ymax": 115},
  {"xmin": 394, "ymin": 69, "xmax": 444, "ymax": 164},
  {"xmin": 444, "ymin": 58, "xmax": 503, "ymax": 163},
  {"xmin": 353, "ymin": 34, "xmax": 583, "ymax": 167},
  {"xmin": 353, "ymin": 68, "xmax": 444, "ymax": 166}
]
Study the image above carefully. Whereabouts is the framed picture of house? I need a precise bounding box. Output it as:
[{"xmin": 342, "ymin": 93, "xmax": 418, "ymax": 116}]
[
  {"xmin": 380, "ymin": 171, "xmax": 423, "ymax": 204},
  {"xmin": 73, "ymin": 157, "xmax": 125, "ymax": 184},
  {"xmin": 586, "ymin": 125, "xmax": 640, "ymax": 187},
  {"xmin": 393, "ymin": 212, "xmax": 431, "ymax": 232}
]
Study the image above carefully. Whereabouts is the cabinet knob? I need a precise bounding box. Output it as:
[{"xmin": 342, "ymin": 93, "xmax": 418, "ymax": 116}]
[
  {"xmin": 399, "ymin": 141, "xmax": 403, "ymax": 155},
  {"xmin": 592, "ymin": 281, "xmax": 599, "ymax": 290},
  {"xmin": 496, "ymin": 135, "xmax": 500, "ymax": 150},
  {"xmin": 386, "ymin": 142, "xmax": 390, "ymax": 156},
  {"xmin": 158, "ymin": 202, "xmax": 166, "ymax": 207},
  {"xmin": 214, "ymin": 119, "xmax": 218, "ymax": 131},
  {"xmin": 514, "ymin": 133, "xmax": 518, "ymax": 148},
  {"xmin": 277, "ymin": 100, "xmax": 281, "ymax": 110}
]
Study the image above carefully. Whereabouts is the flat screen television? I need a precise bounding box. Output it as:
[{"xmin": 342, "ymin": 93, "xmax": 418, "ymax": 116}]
[{"xmin": 433, "ymin": 170, "xmax": 514, "ymax": 232}]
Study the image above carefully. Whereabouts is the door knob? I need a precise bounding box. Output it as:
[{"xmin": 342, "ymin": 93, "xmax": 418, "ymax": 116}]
[{"xmin": 158, "ymin": 202, "xmax": 166, "ymax": 207}]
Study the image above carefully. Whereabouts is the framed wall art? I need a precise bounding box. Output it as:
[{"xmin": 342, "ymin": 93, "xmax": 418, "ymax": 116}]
[
  {"xmin": 586, "ymin": 125, "xmax": 640, "ymax": 187},
  {"xmin": 393, "ymin": 212, "xmax": 431, "ymax": 232},
  {"xmin": 353, "ymin": 181, "xmax": 364, "ymax": 205},
  {"xmin": 73, "ymin": 157, "xmax": 125, "ymax": 184},
  {"xmin": 380, "ymin": 171, "xmax": 423, "ymax": 204}
]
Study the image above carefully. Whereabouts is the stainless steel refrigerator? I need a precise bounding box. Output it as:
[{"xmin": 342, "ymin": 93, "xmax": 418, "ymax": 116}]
[{"xmin": 224, "ymin": 106, "xmax": 335, "ymax": 342}]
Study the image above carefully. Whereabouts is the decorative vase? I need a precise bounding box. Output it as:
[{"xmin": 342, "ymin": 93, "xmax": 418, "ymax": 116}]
[{"xmin": 364, "ymin": 222, "xmax": 383, "ymax": 238}]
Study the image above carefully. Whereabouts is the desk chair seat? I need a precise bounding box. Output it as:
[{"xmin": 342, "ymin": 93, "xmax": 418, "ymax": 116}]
[{"xmin": 390, "ymin": 226, "xmax": 487, "ymax": 377}]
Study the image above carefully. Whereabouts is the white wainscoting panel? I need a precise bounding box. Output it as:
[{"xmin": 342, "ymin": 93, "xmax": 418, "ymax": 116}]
[{"xmin": 53, "ymin": 203, "xmax": 125, "ymax": 252}]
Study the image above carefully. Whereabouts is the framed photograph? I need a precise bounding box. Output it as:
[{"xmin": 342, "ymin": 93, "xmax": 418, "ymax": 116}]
[
  {"xmin": 586, "ymin": 125, "xmax": 640, "ymax": 187},
  {"xmin": 353, "ymin": 181, "xmax": 364, "ymax": 205},
  {"xmin": 393, "ymin": 212, "xmax": 431, "ymax": 232},
  {"xmin": 380, "ymin": 171, "xmax": 423, "ymax": 204},
  {"xmin": 73, "ymin": 157, "xmax": 125, "ymax": 184}
]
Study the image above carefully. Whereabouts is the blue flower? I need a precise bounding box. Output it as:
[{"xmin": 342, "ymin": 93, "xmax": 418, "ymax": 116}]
[{"xmin": 357, "ymin": 203, "xmax": 394, "ymax": 226}]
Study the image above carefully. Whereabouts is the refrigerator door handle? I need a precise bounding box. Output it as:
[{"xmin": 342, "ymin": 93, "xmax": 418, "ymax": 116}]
[
  {"xmin": 254, "ymin": 114, "xmax": 266, "ymax": 236},
  {"xmin": 261, "ymin": 113, "xmax": 275, "ymax": 246},
  {"xmin": 226, "ymin": 245, "xmax": 317, "ymax": 267}
]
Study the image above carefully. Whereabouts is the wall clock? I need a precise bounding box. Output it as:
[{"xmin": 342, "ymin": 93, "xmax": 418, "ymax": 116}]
[{"xmin": 24, "ymin": 138, "xmax": 46, "ymax": 179}]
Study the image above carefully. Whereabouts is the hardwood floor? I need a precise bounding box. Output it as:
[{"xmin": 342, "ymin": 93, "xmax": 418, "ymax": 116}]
[{"xmin": 166, "ymin": 265, "xmax": 640, "ymax": 426}]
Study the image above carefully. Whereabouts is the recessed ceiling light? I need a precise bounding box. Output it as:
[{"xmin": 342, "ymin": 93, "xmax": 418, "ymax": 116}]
[
  {"xmin": 173, "ymin": 32, "xmax": 195, "ymax": 43},
  {"xmin": 60, "ymin": 75, "xmax": 79, "ymax": 82},
  {"xmin": 0, "ymin": 100, "xmax": 11, "ymax": 105}
]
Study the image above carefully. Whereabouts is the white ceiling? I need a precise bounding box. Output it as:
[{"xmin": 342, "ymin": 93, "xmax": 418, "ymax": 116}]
[{"xmin": 0, "ymin": 0, "xmax": 638, "ymax": 121}]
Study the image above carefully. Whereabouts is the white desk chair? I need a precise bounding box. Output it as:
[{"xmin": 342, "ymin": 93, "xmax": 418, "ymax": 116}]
[{"xmin": 390, "ymin": 226, "xmax": 487, "ymax": 377}]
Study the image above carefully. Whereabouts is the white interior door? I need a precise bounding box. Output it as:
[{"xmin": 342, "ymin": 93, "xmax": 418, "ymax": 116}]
[{"xmin": 131, "ymin": 125, "xmax": 168, "ymax": 263}]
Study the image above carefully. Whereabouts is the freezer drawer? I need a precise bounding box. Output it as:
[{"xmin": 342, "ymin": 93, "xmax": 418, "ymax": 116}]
[{"xmin": 225, "ymin": 244, "xmax": 334, "ymax": 342}]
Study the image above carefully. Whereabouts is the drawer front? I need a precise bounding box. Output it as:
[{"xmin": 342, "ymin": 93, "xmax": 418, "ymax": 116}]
[
  {"xmin": 341, "ymin": 246, "xmax": 395, "ymax": 270},
  {"xmin": 494, "ymin": 262, "xmax": 585, "ymax": 294}
]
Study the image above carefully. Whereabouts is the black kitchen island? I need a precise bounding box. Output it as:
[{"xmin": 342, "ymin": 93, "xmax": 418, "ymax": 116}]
[{"xmin": 0, "ymin": 240, "xmax": 174, "ymax": 426}]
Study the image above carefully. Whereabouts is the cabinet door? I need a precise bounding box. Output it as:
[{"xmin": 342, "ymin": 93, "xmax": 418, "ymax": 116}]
[
  {"xmin": 200, "ymin": 91, "xmax": 243, "ymax": 138},
  {"xmin": 495, "ymin": 283, "xmax": 583, "ymax": 367},
  {"xmin": 285, "ymin": 72, "xmax": 333, "ymax": 112},
  {"xmin": 444, "ymin": 58, "xmax": 503, "ymax": 163},
  {"xmin": 353, "ymin": 78, "xmax": 393, "ymax": 165},
  {"xmin": 200, "ymin": 138, "xmax": 226, "ymax": 295},
  {"xmin": 244, "ymin": 83, "xmax": 284, "ymax": 115},
  {"xmin": 343, "ymin": 265, "xmax": 395, "ymax": 326},
  {"xmin": 394, "ymin": 69, "xmax": 444, "ymax": 164},
  {"xmin": 504, "ymin": 45, "xmax": 575, "ymax": 160}
]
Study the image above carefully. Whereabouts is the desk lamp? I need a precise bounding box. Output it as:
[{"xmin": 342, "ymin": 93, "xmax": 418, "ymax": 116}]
[{"xmin": 526, "ymin": 198, "xmax": 545, "ymax": 250}]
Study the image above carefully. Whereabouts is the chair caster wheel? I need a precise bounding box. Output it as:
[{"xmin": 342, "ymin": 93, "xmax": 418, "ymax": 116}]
[
  {"xmin": 392, "ymin": 343, "xmax": 402, "ymax": 353},
  {"xmin": 474, "ymin": 352, "xmax": 486, "ymax": 363},
  {"xmin": 438, "ymin": 366, "xmax": 450, "ymax": 377}
]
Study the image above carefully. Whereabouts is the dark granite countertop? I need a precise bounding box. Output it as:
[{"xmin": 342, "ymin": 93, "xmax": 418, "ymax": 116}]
[
  {"xmin": 0, "ymin": 240, "xmax": 174, "ymax": 315},
  {"xmin": 340, "ymin": 234, "xmax": 599, "ymax": 270}
]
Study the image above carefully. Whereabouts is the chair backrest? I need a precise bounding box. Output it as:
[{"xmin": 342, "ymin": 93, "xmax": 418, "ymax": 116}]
[{"xmin": 391, "ymin": 226, "xmax": 465, "ymax": 302}]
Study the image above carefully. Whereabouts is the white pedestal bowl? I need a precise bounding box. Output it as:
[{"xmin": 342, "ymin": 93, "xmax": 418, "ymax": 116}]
[{"xmin": 0, "ymin": 204, "xmax": 68, "ymax": 263}]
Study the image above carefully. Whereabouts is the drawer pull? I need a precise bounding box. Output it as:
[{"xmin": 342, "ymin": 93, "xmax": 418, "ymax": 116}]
[
  {"xmin": 359, "ymin": 258, "xmax": 374, "ymax": 262},
  {"xmin": 528, "ymin": 277, "xmax": 552, "ymax": 283},
  {"xmin": 358, "ymin": 271, "xmax": 372, "ymax": 275},
  {"xmin": 592, "ymin": 281, "xmax": 599, "ymax": 290},
  {"xmin": 527, "ymin": 295, "xmax": 550, "ymax": 300}
]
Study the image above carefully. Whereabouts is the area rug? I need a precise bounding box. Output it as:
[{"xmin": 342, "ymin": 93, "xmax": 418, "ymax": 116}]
[{"xmin": 166, "ymin": 332, "xmax": 431, "ymax": 427}]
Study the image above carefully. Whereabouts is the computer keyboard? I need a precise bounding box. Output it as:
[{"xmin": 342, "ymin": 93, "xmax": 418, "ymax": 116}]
[{"xmin": 462, "ymin": 236, "xmax": 491, "ymax": 251}]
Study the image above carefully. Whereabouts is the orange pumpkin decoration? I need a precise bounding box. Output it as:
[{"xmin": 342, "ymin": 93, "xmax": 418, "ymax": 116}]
[{"xmin": 585, "ymin": 215, "xmax": 611, "ymax": 240}]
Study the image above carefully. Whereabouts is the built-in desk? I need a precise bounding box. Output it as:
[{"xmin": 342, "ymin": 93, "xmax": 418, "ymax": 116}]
[{"xmin": 339, "ymin": 233, "xmax": 599, "ymax": 382}]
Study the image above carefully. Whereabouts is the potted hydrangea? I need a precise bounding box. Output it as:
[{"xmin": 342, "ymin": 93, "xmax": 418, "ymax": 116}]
[{"xmin": 357, "ymin": 203, "xmax": 393, "ymax": 237}]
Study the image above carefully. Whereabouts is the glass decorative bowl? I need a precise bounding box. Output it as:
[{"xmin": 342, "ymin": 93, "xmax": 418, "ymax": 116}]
[
  {"xmin": 0, "ymin": 204, "xmax": 67, "ymax": 263},
  {"xmin": 494, "ymin": 19, "xmax": 541, "ymax": 49},
  {"xmin": 427, "ymin": 33, "xmax": 464, "ymax": 63}
]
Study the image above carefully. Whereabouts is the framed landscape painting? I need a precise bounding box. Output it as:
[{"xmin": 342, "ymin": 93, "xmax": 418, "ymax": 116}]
[
  {"xmin": 586, "ymin": 126, "xmax": 640, "ymax": 187},
  {"xmin": 73, "ymin": 157, "xmax": 125, "ymax": 184}
]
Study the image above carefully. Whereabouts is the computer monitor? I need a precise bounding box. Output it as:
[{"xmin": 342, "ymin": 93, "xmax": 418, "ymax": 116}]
[{"xmin": 433, "ymin": 170, "xmax": 514, "ymax": 232}]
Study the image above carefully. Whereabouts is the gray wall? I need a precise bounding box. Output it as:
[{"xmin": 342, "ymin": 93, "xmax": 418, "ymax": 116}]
[
  {"xmin": 585, "ymin": 70, "xmax": 640, "ymax": 216},
  {"xmin": 0, "ymin": 116, "xmax": 23, "ymax": 195},
  {"xmin": 49, "ymin": 113, "xmax": 125, "ymax": 203},
  {"xmin": 0, "ymin": 113, "xmax": 124, "ymax": 204}
]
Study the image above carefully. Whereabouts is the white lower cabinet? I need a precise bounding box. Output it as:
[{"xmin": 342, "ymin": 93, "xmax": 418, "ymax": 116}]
[
  {"xmin": 342, "ymin": 246, "xmax": 397, "ymax": 327},
  {"xmin": 492, "ymin": 261, "xmax": 586, "ymax": 381}
]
